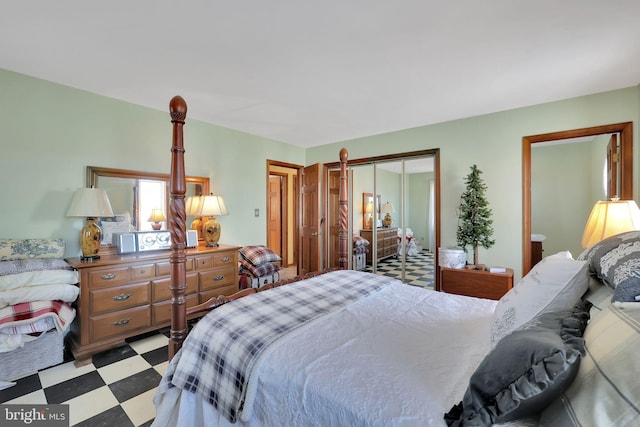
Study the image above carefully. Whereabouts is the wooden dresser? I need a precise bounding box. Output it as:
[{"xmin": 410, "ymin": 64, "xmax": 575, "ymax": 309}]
[
  {"xmin": 440, "ymin": 267, "xmax": 514, "ymax": 300},
  {"xmin": 66, "ymin": 244, "xmax": 239, "ymax": 365},
  {"xmin": 360, "ymin": 227, "xmax": 398, "ymax": 264}
]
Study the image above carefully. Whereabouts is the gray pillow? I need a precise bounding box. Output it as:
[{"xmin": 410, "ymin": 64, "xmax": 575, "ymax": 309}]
[
  {"xmin": 578, "ymin": 230, "xmax": 640, "ymax": 302},
  {"xmin": 444, "ymin": 300, "xmax": 592, "ymax": 426}
]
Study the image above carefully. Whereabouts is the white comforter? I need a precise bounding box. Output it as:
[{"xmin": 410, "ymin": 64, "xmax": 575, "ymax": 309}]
[{"xmin": 153, "ymin": 281, "xmax": 497, "ymax": 427}]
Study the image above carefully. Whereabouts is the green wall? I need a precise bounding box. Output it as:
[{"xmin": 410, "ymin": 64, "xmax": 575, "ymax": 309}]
[
  {"xmin": 2, "ymin": 67, "xmax": 638, "ymax": 280},
  {"xmin": 0, "ymin": 69, "xmax": 305, "ymax": 258},
  {"xmin": 308, "ymin": 86, "xmax": 640, "ymax": 280}
]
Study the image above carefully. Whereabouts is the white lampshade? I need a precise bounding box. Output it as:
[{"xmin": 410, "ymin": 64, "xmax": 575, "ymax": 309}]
[
  {"xmin": 185, "ymin": 195, "xmax": 204, "ymax": 216},
  {"xmin": 381, "ymin": 202, "xmax": 395, "ymax": 215},
  {"xmin": 581, "ymin": 199, "xmax": 640, "ymax": 248},
  {"xmin": 66, "ymin": 187, "xmax": 114, "ymax": 218},
  {"xmin": 200, "ymin": 195, "xmax": 228, "ymax": 217},
  {"xmin": 147, "ymin": 208, "xmax": 166, "ymax": 222}
]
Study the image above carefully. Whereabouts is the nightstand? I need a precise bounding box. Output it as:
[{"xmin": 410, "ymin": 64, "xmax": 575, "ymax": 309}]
[{"xmin": 440, "ymin": 267, "xmax": 514, "ymax": 300}]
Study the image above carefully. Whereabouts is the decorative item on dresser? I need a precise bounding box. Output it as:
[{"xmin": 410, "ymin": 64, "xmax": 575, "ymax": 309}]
[
  {"xmin": 147, "ymin": 208, "xmax": 166, "ymax": 230},
  {"xmin": 65, "ymin": 244, "xmax": 239, "ymax": 366},
  {"xmin": 381, "ymin": 201, "xmax": 394, "ymax": 227},
  {"xmin": 360, "ymin": 227, "xmax": 397, "ymax": 264},
  {"xmin": 440, "ymin": 266, "xmax": 514, "ymax": 300},
  {"xmin": 200, "ymin": 194, "xmax": 229, "ymax": 247},
  {"xmin": 66, "ymin": 187, "xmax": 115, "ymax": 261}
]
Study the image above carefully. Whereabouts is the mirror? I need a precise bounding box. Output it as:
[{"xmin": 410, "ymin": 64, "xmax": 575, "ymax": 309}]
[
  {"xmin": 362, "ymin": 193, "xmax": 381, "ymax": 229},
  {"xmin": 87, "ymin": 166, "xmax": 210, "ymax": 245},
  {"xmin": 522, "ymin": 122, "xmax": 632, "ymax": 274}
]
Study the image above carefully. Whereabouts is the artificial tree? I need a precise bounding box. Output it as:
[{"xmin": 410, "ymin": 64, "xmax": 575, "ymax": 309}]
[{"xmin": 456, "ymin": 164, "xmax": 495, "ymax": 267}]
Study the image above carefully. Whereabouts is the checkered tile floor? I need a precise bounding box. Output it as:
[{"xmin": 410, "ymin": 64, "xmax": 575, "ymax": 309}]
[
  {"xmin": 0, "ymin": 330, "xmax": 171, "ymax": 426},
  {"xmin": 365, "ymin": 250, "xmax": 434, "ymax": 289}
]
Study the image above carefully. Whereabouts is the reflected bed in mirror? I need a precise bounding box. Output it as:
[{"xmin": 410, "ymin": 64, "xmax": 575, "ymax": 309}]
[{"xmin": 87, "ymin": 166, "xmax": 210, "ymax": 246}]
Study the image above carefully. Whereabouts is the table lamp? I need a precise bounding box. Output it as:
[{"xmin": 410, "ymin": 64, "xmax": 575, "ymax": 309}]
[
  {"xmin": 200, "ymin": 194, "xmax": 228, "ymax": 247},
  {"xmin": 66, "ymin": 187, "xmax": 114, "ymax": 261},
  {"xmin": 381, "ymin": 202, "xmax": 395, "ymax": 227},
  {"xmin": 186, "ymin": 195, "xmax": 205, "ymax": 239},
  {"xmin": 365, "ymin": 201, "xmax": 374, "ymax": 229},
  {"xmin": 581, "ymin": 198, "xmax": 640, "ymax": 248},
  {"xmin": 147, "ymin": 208, "xmax": 166, "ymax": 230}
]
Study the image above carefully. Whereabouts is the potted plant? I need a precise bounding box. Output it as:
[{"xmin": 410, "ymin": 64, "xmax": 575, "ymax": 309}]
[{"xmin": 456, "ymin": 164, "xmax": 495, "ymax": 269}]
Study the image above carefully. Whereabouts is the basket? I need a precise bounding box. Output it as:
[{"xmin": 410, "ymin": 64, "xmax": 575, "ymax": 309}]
[
  {"xmin": 0, "ymin": 330, "xmax": 64, "ymax": 381},
  {"xmin": 439, "ymin": 248, "xmax": 466, "ymax": 269}
]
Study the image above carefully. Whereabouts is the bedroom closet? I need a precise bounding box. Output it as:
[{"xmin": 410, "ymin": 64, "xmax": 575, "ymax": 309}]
[{"xmin": 326, "ymin": 149, "xmax": 440, "ymax": 289}]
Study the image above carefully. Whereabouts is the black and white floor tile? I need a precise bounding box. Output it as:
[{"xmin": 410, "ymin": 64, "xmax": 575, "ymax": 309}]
[
  {"xmin": 0, "ymin": 330, "xmax": 171, "ymax": 426},
  {"xmin": 365, "ymin": 250, "xmax": 434, "ymax": 289}
]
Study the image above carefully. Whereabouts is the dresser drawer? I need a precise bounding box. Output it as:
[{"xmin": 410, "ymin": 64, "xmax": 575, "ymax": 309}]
[
  {"xmin": 131, "ymin": 264, "xmax": 155, "ymax": 281},
  {"xmin": 199, "ymin": 267, "xmax": 236, "ymax": 291},
  {"xmin": 151, "ymin": 273, "xmax": 198, "ymax": 302},
  {"xmin": 88, "ymin": 266, "xmax": 130, "ymax": 288},
  {"xmin": 152, "ymin": 294, "xmax": 199, "ymax": 324},
  {"xmin": 194, "ymin": 255, "xmax": 214, "ymax": 270},
  {"xmin": 90, "ymin": 282, "xmax": 150, "ymax": 314},
  {"xmin": 155, "ymin": 259, "xmax": 194, "ymax": 276},
  {"xmin": 90, "ymin": 306, "xmax": 151, "ymax": 341},
  {"xmin": 213, "ymin": 252, "xmax": 235, "ymax": 268}
]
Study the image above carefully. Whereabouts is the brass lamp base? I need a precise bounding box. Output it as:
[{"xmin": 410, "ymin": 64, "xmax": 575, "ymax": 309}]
[
  {"xmin": 191, "ymin": 217, "xmax": 203, "ymax": 240},
  {"xmin": 80, "ymin": 217, "xmax": 102, "ymax": 261},
  {"xmin": 383, "ymin": 213, "xmax": 392, "ymax": 227},
  {"xmin": 204, "ymin": 217, "xmax": 221, "ymax": 247}
]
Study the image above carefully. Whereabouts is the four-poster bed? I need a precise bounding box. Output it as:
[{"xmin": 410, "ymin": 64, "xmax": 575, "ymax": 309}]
[{"xmin": 155, "ymin": 96, "xmax": 639, "ymax": 427}]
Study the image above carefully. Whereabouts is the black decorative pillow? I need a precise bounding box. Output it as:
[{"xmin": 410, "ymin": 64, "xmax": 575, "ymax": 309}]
[
  {"xmin": 238, "ymin": 245, "xmax": 282, "ymax": 267},
  {"xmin": 578, "ymin": 230, "xmax": 640, "ymax": 302},
  {"xmin": 444, "ymin": 299, "xmax": 592, "ymax": 426}
]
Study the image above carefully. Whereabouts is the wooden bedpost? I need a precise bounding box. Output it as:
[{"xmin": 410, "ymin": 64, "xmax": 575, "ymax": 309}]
[
  {"xmin": 339, "ymin": 148, "xmax": 349, "ymax": 269},
  {"xmin": 168, "ymin": 96, "xmax": 188, "ymax": 359}
]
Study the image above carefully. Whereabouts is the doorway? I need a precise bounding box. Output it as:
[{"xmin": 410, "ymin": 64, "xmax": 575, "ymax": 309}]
[{"xmin": 267, "ymin": 160, "xmax": 302, "ymax": 270}]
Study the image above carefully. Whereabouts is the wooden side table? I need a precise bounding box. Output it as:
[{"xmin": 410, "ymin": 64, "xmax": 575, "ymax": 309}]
[{"xmin": 440, "ymin": 267, "xmax": 514, "ymax": 300}]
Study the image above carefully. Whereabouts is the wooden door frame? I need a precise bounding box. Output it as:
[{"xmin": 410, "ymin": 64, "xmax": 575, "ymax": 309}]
[
  {"xmin": 522, "ymin": 121, "xmax": 633, "ymax": 275},
  {"xmin": 267, "ymin": 160, "xmax": 303, "ymax": 268}
]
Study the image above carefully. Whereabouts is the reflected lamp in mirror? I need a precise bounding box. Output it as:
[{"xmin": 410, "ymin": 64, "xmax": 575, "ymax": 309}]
[
  {"xmin": 581, "ymin": 198, "xmax": 640, "ymax": 248},
  {"xmin": 186, "ymin": 195, "xmax": 205, "ymax": 240},
  {"xmin": 365, "ymin": 201, "xmax": 374, "ymax": 229},
  {"xmin": 66, "ymin": 187, "xmax": 114, "ymax": 261},
  {"xmin": 381, "ymin": 202, "xmax": 395, "ymax": 227},
  {"xmin": 201, "ymin": 194, "xmax": 229, "ymax": 247},
  {"xmin": 147, "ymin": 208, "xmax": 166, "ymax": 231}
]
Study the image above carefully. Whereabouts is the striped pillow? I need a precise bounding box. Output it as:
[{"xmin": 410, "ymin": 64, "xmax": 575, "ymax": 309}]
[{"xmin": 538, "ymin": 282, "xmax": 640, "ymax": 426}]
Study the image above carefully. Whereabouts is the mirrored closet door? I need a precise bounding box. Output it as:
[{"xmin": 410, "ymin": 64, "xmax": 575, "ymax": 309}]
[{"xmin": 326, "ymin": 149, "xmax": 440, "ymax": 290}]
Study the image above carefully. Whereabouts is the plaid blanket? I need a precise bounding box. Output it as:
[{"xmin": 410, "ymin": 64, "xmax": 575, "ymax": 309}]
[
  {"xmin": 158, "ymin": 269, "xmax": 398, "ymax": 422},
  {"xmin": 0, "ymin": 300, "xmax": 75, "ymax": 334}
]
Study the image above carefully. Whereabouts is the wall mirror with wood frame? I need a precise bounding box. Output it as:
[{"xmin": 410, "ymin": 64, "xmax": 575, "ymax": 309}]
[
  {"xmin": 87, "ymin": 166, "xmax": 210, "ymax": 245},
  {"xmin": 522, "ymin": 122, "xmax": 632, "ymax": 275}
]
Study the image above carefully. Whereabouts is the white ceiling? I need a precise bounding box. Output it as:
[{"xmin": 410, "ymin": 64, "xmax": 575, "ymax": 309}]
[{"xmin": 2, "ymin": 1, "xmax": 639, "ymax": 148}]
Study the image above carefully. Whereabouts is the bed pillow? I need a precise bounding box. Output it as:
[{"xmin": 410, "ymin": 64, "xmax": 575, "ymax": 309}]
[
  {"xmin": 353, "ymin": 235, "xmax": 370, "ymax": 247},
  {"xmin": 239, "ymin": 259, "xmax": 282, "ymax": 278},
  {"xmin": 490, "ymin": 252, "xmax": 588, "ymax": 346},
  {"xmin": 539, "ymin": 283, "xmax": 640, "ymax": 426},
  {"xmin": 239, "ymin": 245, "xmax": 282, "ymax": 267},
  {"xmin": 577, "ymin": 230, "xmax": 640, "ymax": 302},
  {"xmin": 445, "ymin": 300, "xmax": 591, "ymax": 426}
]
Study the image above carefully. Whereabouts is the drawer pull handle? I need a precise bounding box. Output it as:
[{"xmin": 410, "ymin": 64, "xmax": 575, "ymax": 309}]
[
  {"xmin": 112, "ymin": 293, "xmax": 131, "ymax": 302},
  {"xmin": 213, "ymin": 275, "xmax": 224, "ymax": 281},
  {"xmin": 112, "ymin": 319, "xmax": 131, "ymax": 327},
  {"xmin": 140, "ymin": 269, "xmax": 146, "ymax": 274},
  {"xmin": 221, "ymin": 256, "xmax": 230, "ymax": 262},
  {"xmin": 101, "ymin": 273, "xmax": 117, "ymax": 280}
]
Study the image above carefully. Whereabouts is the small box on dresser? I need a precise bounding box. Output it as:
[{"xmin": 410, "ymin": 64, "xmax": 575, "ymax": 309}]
[
  {"xmin": 440, "ymin": 267, "xmax": 514, "ymax": 300},
  {"xmin": 66, "ymin": 244, "xmax": 239, "ymax": 366}
]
